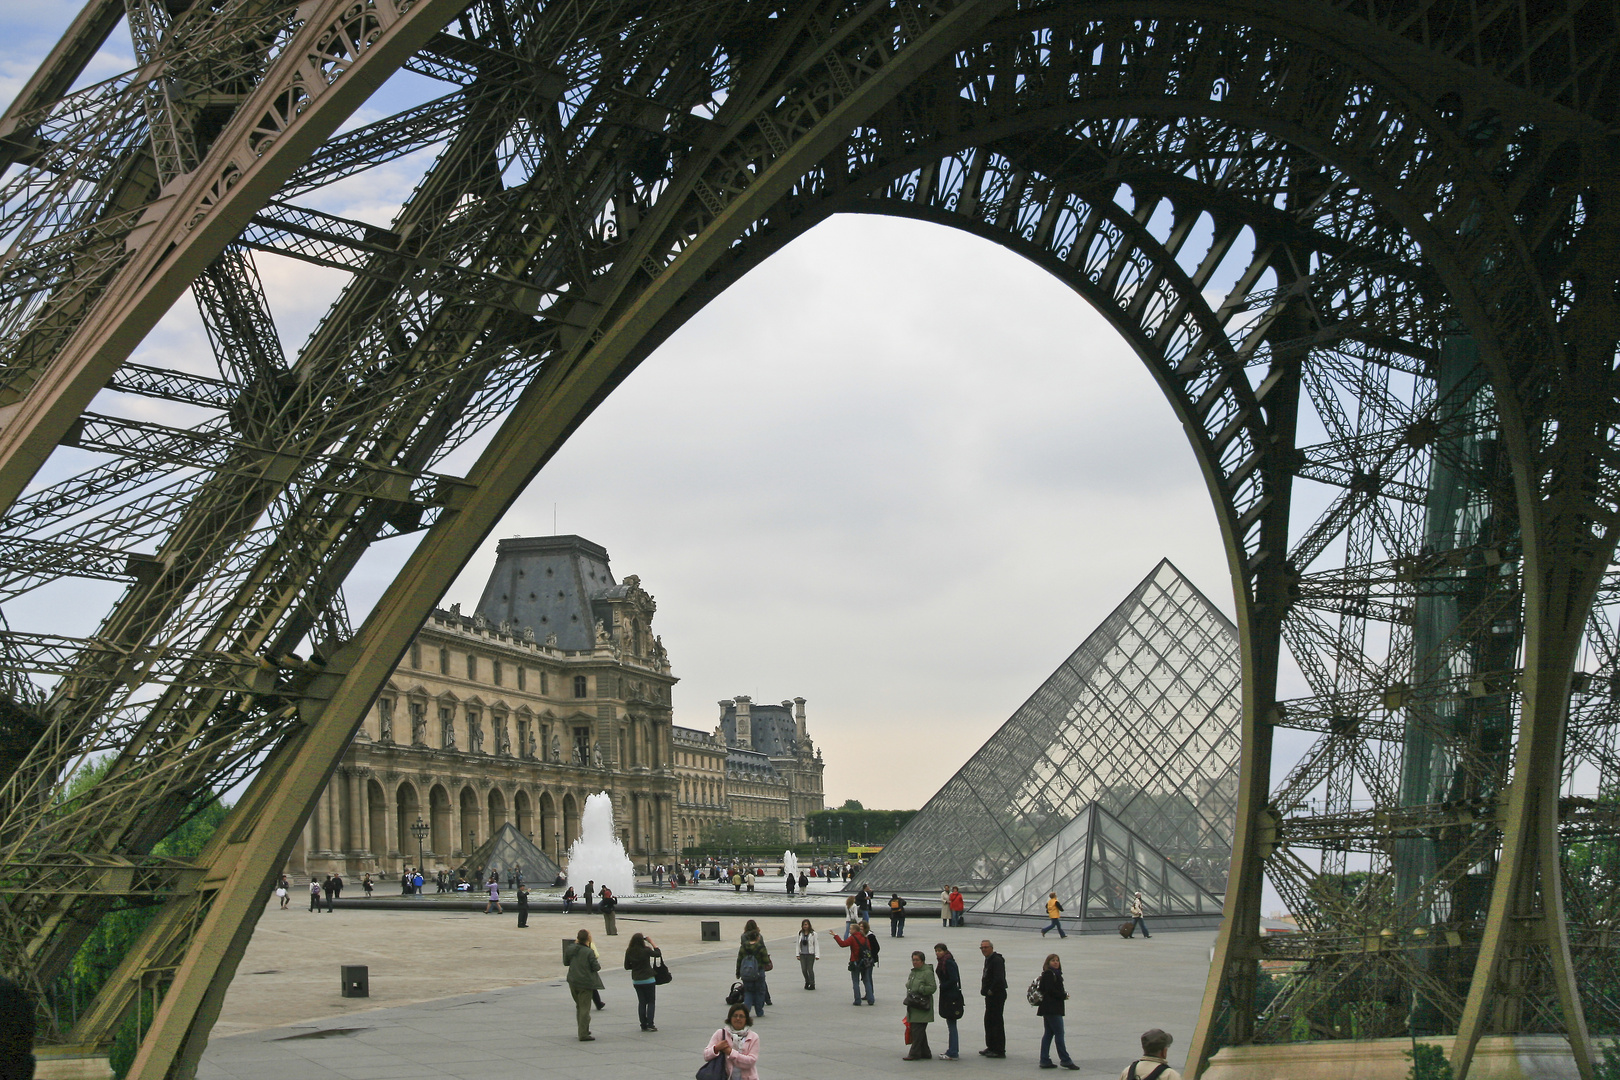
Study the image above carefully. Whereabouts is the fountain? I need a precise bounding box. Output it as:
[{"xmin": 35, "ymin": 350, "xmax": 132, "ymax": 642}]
[
  {"xmin": 783, "ymin": 850, "xmax": 799, "ymax": 880},
  {"xmin": 565, "ymin": 791, "xmax": 636, "ymax": 897}
]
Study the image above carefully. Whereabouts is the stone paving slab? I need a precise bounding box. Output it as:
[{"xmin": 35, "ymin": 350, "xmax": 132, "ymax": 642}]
[{"xmin": 202, "ymin": 912, "xmax": 1211, "ymax": 1080}]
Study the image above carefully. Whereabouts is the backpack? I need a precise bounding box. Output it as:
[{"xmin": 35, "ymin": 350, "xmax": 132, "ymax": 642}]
[
  {"xmin": 857, "ymin": 936, "xmax": 875, "ymax": 968},
  {"xmin": 739, "ymin": 954, "xmax": 762, "ymax": 982},
  {"xmin": 1026, "ymin": 978, "xmax": 1043, "ymax": 1007},
  {"xmin": 1127, "ymin": 1065, "xmax": 1169, "ymax": 1080}
]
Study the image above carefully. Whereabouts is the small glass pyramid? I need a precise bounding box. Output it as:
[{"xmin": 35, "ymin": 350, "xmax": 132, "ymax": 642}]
[
  {"xmin": 971, "ymin": 801, "xmax": 1223, "ymax": 921},
  {"xmin": 854, "ymin": 559, "xmax": 1240, "ymax": 894},
  {"xmin": 455, "ymin": 821, "xmax": 561, "ymax": 886}
]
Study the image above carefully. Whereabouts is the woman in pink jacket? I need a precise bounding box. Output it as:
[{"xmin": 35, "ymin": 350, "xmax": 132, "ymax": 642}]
[{"xmin": 703, "ymin": 1003, "xmax": 762, "ymax": 1079}]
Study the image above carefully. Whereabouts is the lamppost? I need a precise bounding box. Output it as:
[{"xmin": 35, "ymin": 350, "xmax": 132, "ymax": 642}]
[
  {"xmin": 409, "ymin": 817, "xmax": 429, "ymax": 892},
  {"xmin": 555, "ymin": 830, "xmax": 562, "ymax": 861}
]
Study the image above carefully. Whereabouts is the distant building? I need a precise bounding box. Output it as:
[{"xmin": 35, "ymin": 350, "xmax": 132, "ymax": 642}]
[
  {"xmin": 672, "ymin": 696, "xmax": 825, "ymax": 847},
  {"xmin": 294, "ymin": 535, "xmax": 679, "ymax": 877}
]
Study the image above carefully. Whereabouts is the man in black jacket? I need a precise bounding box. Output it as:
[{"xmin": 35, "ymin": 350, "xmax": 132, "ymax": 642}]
[{"xmin": 977, "ymin": 939, "xmax": 1007, "ymax": 1058}]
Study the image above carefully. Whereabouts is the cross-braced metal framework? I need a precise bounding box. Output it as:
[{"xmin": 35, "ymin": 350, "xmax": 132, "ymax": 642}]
[
  {"xmin": 853, "ymin": 559, "xmax": 1241, "ymax": 897},
  {"xmin": 2, "ymin": 2, "xmax": 1619, "ymax": 1077}
]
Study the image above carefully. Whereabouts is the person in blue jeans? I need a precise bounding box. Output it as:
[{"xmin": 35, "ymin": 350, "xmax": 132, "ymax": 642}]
[
  {"xmin": 736, "ymin": 930, "xmax": 771, "ymax": 1017},
  {"xmin": 933, "ymin": 942, "xmax": 963, "ymax": 1060},
  {"xmin": 1035, "ymin": 954, "xmax": 1079, "ymax": 1070},
  {"xmin": 833, "ymin": 923, "xmax": 875, "ymax": 1005}
]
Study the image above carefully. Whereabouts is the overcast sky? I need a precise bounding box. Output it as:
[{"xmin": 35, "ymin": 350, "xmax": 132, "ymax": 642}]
[{"xmin": 6, "ymin": 5, "xmax": 1263, "ymax": 816}]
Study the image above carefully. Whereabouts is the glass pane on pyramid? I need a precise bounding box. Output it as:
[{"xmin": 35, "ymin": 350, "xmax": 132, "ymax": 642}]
[
  {"xmin": 854, "ymin": 559, "xmax": 1240, "ymax": 895},
  {"xmin": 970, "ymin": 802, "xmax": 1223, "ymax": 920}
]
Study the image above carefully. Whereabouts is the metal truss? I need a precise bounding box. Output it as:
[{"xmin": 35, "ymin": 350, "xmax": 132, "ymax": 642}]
[{"xmin": 1, "ymin": 2, "xmax": 1618, "ymax": 1078}]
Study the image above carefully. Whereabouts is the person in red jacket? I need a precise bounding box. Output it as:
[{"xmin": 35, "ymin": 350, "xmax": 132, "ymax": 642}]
[
  {"xmin": 948, "ymin": 887, "xmax": 966, "ymax": 926},
  {"xmin": 832, "ymin": 922, "xmax": 875, "ymax": 1006}
]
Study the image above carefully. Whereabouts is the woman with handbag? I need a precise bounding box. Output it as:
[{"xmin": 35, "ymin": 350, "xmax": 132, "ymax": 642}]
[
  {"xmin": 623, "ymin": 932, "xmax": 664, "ymax": 1032},
  {"xmin": 933, "ymin": 942, "xmax": 964, "ymax": 1060},
  {"xmin": 700, "ymin": 1004, "xmax": 760, "ymax": 1080},
  {"xmin": 902, "ymin": 950, "xmax": 938, "ymax": 1060}
]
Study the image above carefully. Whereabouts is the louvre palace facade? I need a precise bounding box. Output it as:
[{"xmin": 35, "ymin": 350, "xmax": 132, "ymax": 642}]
[{"xmin": 294, "ymin": 534, "xmax": 824, "ymax": 878}]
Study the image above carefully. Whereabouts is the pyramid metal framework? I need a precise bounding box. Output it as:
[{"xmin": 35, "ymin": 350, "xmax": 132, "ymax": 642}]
[
  {"xmin": 854, "ymin": 560, "xmax": 1240, "ymax": 895},
  {"xmin": 454, "ymin": 822, "xmax": 560, "ymax": 886},
  {"xmin": 970, "ymin": 801, "xmax": 1223, "ymax": 930}
]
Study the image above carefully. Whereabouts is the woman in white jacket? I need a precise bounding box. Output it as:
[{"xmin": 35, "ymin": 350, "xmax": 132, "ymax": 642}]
[{"xmin": 796, "ymin": 919, "xmax": 821, "ymax": 990}]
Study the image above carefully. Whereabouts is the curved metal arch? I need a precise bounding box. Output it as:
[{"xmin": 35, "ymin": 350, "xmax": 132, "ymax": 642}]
[{"xmin": 0, "ymin": 4, "xmax": 1613, "ymax": 1075}]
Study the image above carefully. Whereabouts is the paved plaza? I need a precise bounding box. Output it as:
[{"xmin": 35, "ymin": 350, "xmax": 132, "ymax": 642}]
[{"xmin": 200, "ymin": 897, "xmax": 1212, "ymax": 1080}]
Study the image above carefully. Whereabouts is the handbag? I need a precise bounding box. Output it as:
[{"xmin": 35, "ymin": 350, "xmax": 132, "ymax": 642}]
[
  {"xmin": 941, "ymin": 989, "xmax": 965, "ymax": 1020},
  {"xmin": 763, "ymin": 959, "xmax": 773, "ymax": 972},
  {"xmin": 653, "ymin": 956, "xmax": 673, "ymax": 985},
  {"xmin": 903, "ymin": 1017, "xmax": 913, "ymax": 1045},
  {"xmin": 696, "ymin": 1053, "xmax": 727, "ymax": 1080},
  {"xmin": 726, "ymin": 981, "xmax": 745, "ymax": 1005}
]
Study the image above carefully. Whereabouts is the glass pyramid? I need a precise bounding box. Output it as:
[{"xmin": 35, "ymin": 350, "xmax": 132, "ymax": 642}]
[
  {"xmin": 970, "ymin": 801, "xmax": 1223, "ymax": 922},
  {"xmin": 854, "ymin": 559, "xmax": 1240, "ymax": 894},
  {"xmin": 455, "ymin": 821, "xmax": 561, "ymax": 886}
]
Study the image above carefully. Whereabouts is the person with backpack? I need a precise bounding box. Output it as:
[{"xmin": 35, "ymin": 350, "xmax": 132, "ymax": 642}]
[
  {"xmin": 888, "ymin": 893, "xmax": 908, "ymax": 937},
  {"xmin": 1034, "ymin": 953, "xmax": 1079, "ymax": 1070},
  {"xmin": 735, "ymin": 930, "xmax": 771, "ymax": 1017},
  {"xmin": 1041, "ymin": 892, "xmax": 1067, "ymax": 938},
  {"xmin": 901, "ymin": 950, "xmax": 938, "ymax": 1060},
  {"xmin": 933, "ymin": 942, "xmax": 964, "ymax": 1060},
  {"xmin": 739, "ymin": 920, "xmax": 773, "ymax": 1006},
  {"xmin": 308, "ymin": 876, "xmax": 321, "ymax": 912},
  {"xmin": 1118, "ymin": 1029, "xmax": 1179, "ymax": 1080},
  {"xmin": 832, "ymin": 921, "xmax": 875, "ymax": 1005},
  {"xmin": 563, "ymin": 929, "xmax": 604, "ymax": 1041},
  {"xmin": 796, "ymin": 919, "xmax": 820, "ymax": 990}
]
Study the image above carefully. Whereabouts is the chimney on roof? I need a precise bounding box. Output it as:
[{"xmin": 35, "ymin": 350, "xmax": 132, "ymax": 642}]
[
  {"xmin": 793, "ymin": 697, "xmax": 807, "ymax": 744},
  {"xmin": 733, "ymin": 695, "xmax": 751, "ymax": 750}
]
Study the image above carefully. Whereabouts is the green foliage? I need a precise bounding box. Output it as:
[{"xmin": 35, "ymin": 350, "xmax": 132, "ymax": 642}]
[
  {"xmin": 701, "ymin": 818, "xmax": 788, "ymax": 851},
  {"xmin": 1404, "ymin": 1042, "xmax": 1450, "ymax": 1080},
  {"xmin": 1595, "ymin": 1040, "xmax": 1620, "ymax": 1080},
  {"xmin": 805, "ymin": 807, "xmax": 917, "ymax": 846},
  {"xmin": 49, "ymin": 760, "xmax": 229, "ymax": 1078},
  {"xmin": 838, "ymin": 799, "xmax": 864, "ymax": 811}
]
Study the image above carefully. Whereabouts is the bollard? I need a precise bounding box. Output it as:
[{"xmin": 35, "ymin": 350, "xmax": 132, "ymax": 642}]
[
  {"xmin": 701, "ymin": 920, "xmax": 720, "ymax": 941},
  {"xmin": 340, "ymin": 965, "xmax": 369, "ymax": 998}
]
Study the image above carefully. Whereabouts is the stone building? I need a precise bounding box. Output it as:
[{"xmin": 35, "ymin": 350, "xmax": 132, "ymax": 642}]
[
  {"xmin": 671, "ymin": 696, "xmax": 826, "ymax": 847},
  {"xmin": 294, "ymin": 535, "xmax": 679, "ymax": 878}
]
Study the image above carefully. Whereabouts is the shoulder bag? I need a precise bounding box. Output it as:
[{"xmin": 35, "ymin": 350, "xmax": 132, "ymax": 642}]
[
  {"xmin": 696, "ymin": 1053, "xmax": 727, "ymax": 1080},
  {"xmin": 652, "ymin": 955, "xmax": 673, "ymax": 985}
]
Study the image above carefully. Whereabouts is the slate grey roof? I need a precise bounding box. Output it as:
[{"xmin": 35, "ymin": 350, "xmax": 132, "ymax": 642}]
[
  {"xmin": 474, "ymin": 535, "xmax": 617, "ymax": 651},
  {"xmin": 719, "ymin": 701, "xmax": 799, "ymax": 757}
]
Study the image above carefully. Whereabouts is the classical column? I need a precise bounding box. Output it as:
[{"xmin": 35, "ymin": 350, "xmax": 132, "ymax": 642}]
[
  {"xmin": 348, "ymin": 768, "xmax": 365, "ymax": 854},
  {"xmin": 383, "ymin": 780, "xmax": 400, "ymax": 868},
  {"xmin": 322, "ymin": 778, "xmax": 339, "ymax": 853}
]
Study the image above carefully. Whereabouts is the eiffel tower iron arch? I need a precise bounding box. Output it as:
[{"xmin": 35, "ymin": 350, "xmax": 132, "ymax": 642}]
[{"xmin": 1, "ymin": 3, "xmax": 1617, "ymax": 1078}]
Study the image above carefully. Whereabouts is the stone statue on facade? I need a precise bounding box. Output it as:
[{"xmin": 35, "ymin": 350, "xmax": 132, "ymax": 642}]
[
  {"xmin": 468, "ymin": 711, "xmax": 485, "ymax": 754},
  {"xmin": 440, "ymin": 709, "xmax": 456, "ymax": 750},
  {"xmin": 411, "ymin": 703, "xmax": 427, "ymax": 747},
  {"xmin": 495, "ymin": 715, "xmax": 510, "ymax": 756},
  {"xmin": 499, "ymin": 619, "xmax": 511, "ymax": 635},
  {"xmin": 550, "ymin": 732, "xmax": 561, "ymax": 763},
  {"xmin": 594, "ymin": 619, "xmax": 610, "ymax": 646},
  {"xmin": 378, "ymin": 699, "xmax": 394, "ymax": 743},
  {"xmin": 522, "ymin": 626, "xmax": 535, "ymax": 643},
  {"xmin": 592, "ymin": 741, "xmax": 604, "ymax": 768},
  {"xmin": 545, "ymin": 631, "xmax": 558, "ymax": 647}
]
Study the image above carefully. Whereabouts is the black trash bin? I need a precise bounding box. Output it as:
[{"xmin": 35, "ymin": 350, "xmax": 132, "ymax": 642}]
[
  {"xmin": 701, "ymin": 920, "xmax": 721, "ymax": 942},
  {"xmin": 340, "ymin": 965, "xmax": 369, "ymax": 998}
]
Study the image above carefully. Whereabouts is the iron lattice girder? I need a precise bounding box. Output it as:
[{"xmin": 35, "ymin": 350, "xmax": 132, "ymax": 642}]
[{"xmin": 0, "ymin": 2, "xmax": 1616, "ymax": 1078}]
